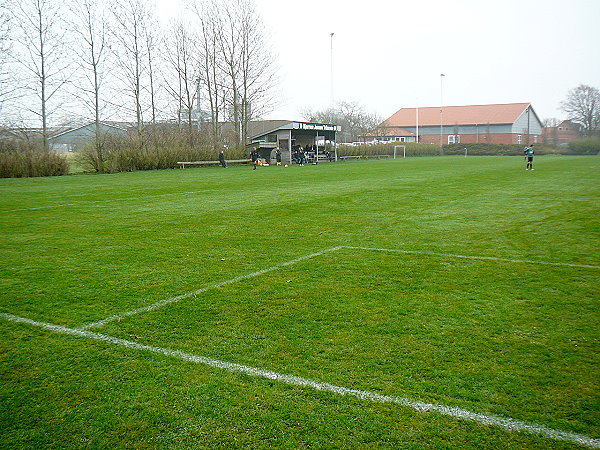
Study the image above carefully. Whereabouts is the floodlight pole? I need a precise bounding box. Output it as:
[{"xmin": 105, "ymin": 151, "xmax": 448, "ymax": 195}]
[
  {"xmin": 416, "ymin": 104, "xmax": 419, "ymax": 143},
  {"xmin": 526, "ymin": 105, "xmax": 531, "ymax": 145},
  {"xmin": 330, "ymin": 33, "xmax": 334, "ymax": 108},
  {"xmin": 440, "ymin": 74, "xmax": 445, "ymax": 154}
]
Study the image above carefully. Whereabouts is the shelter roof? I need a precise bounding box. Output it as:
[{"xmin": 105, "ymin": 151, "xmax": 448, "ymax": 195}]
[
  {"xmin": 248, "ymin": 120, "xmax": 293, "ymax": 137},
  {"xmin": 248, "ymin": 120, "xmax": 341, "ymax": 140}
]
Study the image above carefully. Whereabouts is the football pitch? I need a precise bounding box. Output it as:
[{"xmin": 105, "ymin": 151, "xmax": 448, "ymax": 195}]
[{"xmin": 1, "ymin": 156, "xmax": 599, "ymax": 448}]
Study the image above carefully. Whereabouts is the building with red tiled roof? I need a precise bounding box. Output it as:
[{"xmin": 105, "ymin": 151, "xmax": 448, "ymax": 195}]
[
  {"xmin": 542, "ymin": 120, "xmax": 583, "ymax": 146},
  {"xmin": 367, "ymin": 103, "xmax": 543, "ymax": 145}
]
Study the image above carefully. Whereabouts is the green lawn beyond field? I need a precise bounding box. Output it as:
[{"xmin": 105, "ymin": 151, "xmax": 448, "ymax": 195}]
[{"xmin": 1, "ymin": 156, "xmax": 599, "ymax": 448}]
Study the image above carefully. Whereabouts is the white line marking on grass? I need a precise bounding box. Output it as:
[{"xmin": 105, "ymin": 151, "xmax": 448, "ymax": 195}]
[
  {"xmin": 79, "ymin": 246, "xmax": 344, "ymax": 330},
  {"xmin": 2, "ymin": 190, "xmax": 210, "ymax": 213},
  {"xmin": 342, "ymin": 246, "xmax": 600, "ymax": 269},
  {"xmin": 2, "ymin": 312, "xmax": 598, "ymax": 449},
  {"xmin": 81, "ymin": 244, "xmax": 597, "ymax": 330}
]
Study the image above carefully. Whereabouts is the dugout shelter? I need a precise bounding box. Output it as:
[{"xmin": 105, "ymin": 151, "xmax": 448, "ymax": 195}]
[{"xmin": 247, "ymin": 121, "xmax": 341, "ymax": 165}]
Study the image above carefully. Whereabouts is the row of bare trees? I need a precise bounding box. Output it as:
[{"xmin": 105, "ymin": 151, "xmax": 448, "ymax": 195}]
[
  {"xmin": 0, "ymin": 0, "xmax": 277, "ymax": 161},
  {"xmin": 302, "ymin": 101, "xmax": 382, "ymax": 143}
]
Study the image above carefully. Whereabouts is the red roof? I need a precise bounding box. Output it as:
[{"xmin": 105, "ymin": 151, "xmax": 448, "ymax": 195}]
[
  {"xmin": 383, "ymin": 103, "xmax": 531, "ymax": 127},
  {"xmin": 365, "ymin": 127, "xmax": 415, "ymax": 137}
]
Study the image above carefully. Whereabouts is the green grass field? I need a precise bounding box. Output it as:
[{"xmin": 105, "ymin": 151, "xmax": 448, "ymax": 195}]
[{"xmin": 1, "ymin": 156, "xmax": 599, "ymax": 448}]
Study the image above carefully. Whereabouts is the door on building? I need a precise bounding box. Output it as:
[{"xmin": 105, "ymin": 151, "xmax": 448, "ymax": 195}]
[{"xmin": 279, "ymin": 139, "xmax": 290, "ymax": 164}]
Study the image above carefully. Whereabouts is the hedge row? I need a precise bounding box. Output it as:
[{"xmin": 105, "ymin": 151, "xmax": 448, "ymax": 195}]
[
  {"xmin": 337, "ymin": 142, "xmax": 600, "ymax": 158},
  {"xmin": 1, "ymin": 138, "xmax": 597, "ymax": 178},
  {"xmin": 0, "ymin": 149, "xmax": 69, "ymax": 178},
  {"xmin": 567, "ymin": 139, "xmax": 600, "ymax": 155},
  {"xmin": 444, "ymin": 144, "xmax": 530, "ymax": 156},
  {"xmin": 336, "ymin": 143, "xmax": 439, "ymax": 157},
  {"xmin": 77, "ymin": 132, "xmax": 247, "ymax": 173}
]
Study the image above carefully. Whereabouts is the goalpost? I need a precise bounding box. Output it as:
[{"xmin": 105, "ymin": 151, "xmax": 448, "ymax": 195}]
[{"xmin": 393, "ymin": 145, "xmax": 406, "ymax": 159}]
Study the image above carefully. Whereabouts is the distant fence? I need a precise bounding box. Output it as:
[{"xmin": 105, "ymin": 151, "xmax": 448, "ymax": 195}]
[
  {"xmin": 336, "ymin": 143, "xmax": 438, "ymax": 158},
  {"xmin": 336, "ymin": 141, "xmax": 600, "ymax": 158}
]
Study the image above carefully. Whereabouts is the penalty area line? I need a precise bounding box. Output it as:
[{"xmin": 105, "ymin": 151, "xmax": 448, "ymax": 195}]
[
  {"xmin": 342, "ymin": 246, "xmax": 600, "ymax": 269},
  {"xmin": 2, "ymin": 312, "xmax": 598, "ymax": 449},
  {"xmin": 79, "ymin": 246, "xmax": 344, "ymax": 330}
]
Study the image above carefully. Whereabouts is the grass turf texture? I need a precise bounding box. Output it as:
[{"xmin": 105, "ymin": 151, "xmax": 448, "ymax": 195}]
[{"xmin": 1, "ymin": 156, "xmax": 599, "ymax": 448}]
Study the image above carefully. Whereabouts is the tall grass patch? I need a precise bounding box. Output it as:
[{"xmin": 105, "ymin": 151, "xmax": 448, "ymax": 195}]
[
  {"xmin": 76, "ymin": 129, "xmax": 247, "ymax": 173},
  {"xmin": 0, "ymin": 149, "xmax": 69, "ymax": 178}
]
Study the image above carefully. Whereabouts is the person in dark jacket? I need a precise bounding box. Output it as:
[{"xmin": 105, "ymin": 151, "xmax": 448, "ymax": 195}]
[
  {"xmin": 219, "ymin": 150, "xmax": 228, "ymax": 168},
  {"xmin": 275, "ymin": 149, "xmax": 282, "ymax": 165},
  {"xmin": 251, "ymin": 150, "xmax": 259, "ymax": 170}
]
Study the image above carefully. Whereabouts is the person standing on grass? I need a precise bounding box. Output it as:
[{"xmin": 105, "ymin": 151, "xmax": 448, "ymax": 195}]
[
  {"xmin": 251, "ymin": 149, "xmax": 259, "ymax": 170},
  {"xmin": 275, "ymin": 148, "xmax": 282, "ymax": 165},
  {"xmin": 219, "ymin": 150, "xmax": 228, "ymax": 168},
  {"xmin": 524, "ymin": 144, "xmax": 535, "ymax": 170}
]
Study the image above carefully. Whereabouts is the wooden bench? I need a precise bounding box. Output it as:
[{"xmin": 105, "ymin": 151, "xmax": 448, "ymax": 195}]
[
  {"xmin": 177, "ymin": 159, "xmax": 251, "ymax": 169},
  {"xmin": 367, "ymin": 154, "xmax": 391, "ymax": 159},
  {"xmin": 338, "ymin": 154, "xmax": 391, "ymax": 161},
  {"xmin": 338, "ymin": 155, "xmax": 364, "ymax": 160},
  {"xmin": 306, "ymin": 153, "xmax": 335, "ymax": 163}
]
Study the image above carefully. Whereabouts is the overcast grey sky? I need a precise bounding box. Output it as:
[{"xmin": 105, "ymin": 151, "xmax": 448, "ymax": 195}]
[{"xmin": 160, "ymin": 0, "xmax": 600, "ymax": 122}]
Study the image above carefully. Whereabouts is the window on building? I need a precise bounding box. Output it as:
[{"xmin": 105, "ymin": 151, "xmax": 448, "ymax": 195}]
[
  {"xmin": 400, "ymin": 137, "xmax": 406, "ymax": 142},
  {"xmin": 534, "ymin": 135, "xmax": 538, "ymax": 143},
  {"xmin": 517, "ymin": 135, "xmax": 522, "ymax": 144},
  {"xmin": 448, "ymin": 135, "xmax": 460, "ymax": 144}
]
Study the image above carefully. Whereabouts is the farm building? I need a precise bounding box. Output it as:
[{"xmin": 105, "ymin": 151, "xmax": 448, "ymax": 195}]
[
  {"xmin": 49, "ymin": 122, "xmax": 130, "ymax": 152},
  {"xmin": 365, "ymin": 103, "xmax": 543, "ymax": 145},
  {"xmin": 542, "ymin": 119, "xmax": 583, "ymax": 146}
]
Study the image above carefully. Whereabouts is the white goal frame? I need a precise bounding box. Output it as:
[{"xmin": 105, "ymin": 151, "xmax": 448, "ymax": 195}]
[{"xmin": 393, "ymin": 145, "xmax": 406, "ymax": 159}]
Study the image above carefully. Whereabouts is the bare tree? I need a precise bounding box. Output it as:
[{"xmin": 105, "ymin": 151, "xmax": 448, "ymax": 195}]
[
  {"xmin": 0, "ymin": 0, "xmax": 18, "ymax": 113},
  {"xmin": 304, "ymin": 101, "xmax": 381, "ymax": 143},
  {"xmin": 163, "ymin": 18, "xmax": 200, "ymax": 146},
  {"xmin": 338, "ymin": 101, "xmax": 381, "ymax": 142},
  {"xmin": 217, "ymin": 0, "xmax": 242, "ymax": 146},
  {"xmin": 192, "ymin": 0, "xmax": 226, "ymax": 150},
  {"xmin": 144, "ymin": 16, "xmax": 160, "ymax": 125},
  {"xmin": 72, "ymin": 0, "xmax": 109, "ymax": 170},
  {"xmin": 560, "ymin": 84, "xmax": 600, "ymax": 136},
  {"xmin": 194, "ymin": 0, "xmax": 276, "ymax": 148},
  {"xmin": 236, "ymin": 0, "xmax": 276, "ymax": 145},
  {"xmin": 11, "ymin": 0, "xmax": 70, "ymax": 150},
  {"xmin": 111, "ymin": 0, "xmax": 153, "ymax": 139}
]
